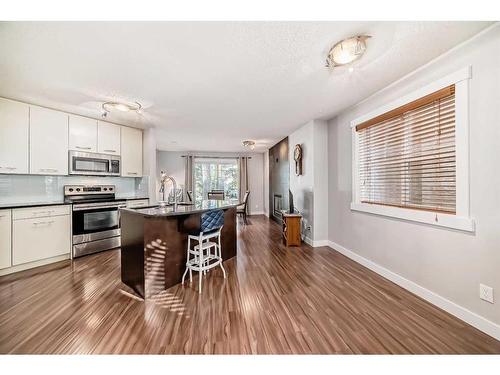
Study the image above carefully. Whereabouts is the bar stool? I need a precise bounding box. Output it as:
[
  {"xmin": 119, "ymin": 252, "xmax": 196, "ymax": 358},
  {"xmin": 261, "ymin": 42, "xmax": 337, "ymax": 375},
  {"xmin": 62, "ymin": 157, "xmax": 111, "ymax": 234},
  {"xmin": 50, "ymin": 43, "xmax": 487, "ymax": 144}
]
[{"xmin": 182, "ymin": 209, "xmax": 226, "ymax": 293}]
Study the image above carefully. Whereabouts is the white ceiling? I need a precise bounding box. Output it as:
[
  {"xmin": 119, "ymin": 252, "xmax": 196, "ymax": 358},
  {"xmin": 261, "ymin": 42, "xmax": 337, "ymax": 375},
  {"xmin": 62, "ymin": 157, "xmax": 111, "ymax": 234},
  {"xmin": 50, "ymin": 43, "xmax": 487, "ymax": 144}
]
[{"xmin": 0, "ymin": 21, "xmax": 491, "ymax": 152}]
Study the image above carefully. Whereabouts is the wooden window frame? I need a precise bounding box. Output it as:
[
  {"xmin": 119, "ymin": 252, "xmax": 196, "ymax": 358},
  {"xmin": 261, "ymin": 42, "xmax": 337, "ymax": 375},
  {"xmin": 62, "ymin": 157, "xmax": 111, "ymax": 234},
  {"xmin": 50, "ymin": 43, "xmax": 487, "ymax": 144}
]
[{"xmin": 350, "ymin": 67, "xmax": 475, "ymax": 232}]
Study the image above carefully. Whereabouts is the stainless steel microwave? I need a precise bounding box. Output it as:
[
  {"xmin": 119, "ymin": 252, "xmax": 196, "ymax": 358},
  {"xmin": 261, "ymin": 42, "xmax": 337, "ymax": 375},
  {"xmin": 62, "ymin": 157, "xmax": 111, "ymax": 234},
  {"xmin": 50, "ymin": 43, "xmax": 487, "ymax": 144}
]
[{"xmin": 68, "ymin": 151, "xmax": 121, "ymax": 176}]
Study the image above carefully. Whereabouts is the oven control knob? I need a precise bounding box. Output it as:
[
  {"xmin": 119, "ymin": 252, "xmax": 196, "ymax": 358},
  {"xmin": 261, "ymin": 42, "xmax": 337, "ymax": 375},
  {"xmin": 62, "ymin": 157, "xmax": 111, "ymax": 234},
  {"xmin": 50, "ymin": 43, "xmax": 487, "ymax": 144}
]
[
  {"xmin": 76, "ymin": 188, "xmax": 81, "ymax": 192},
  {"xmin": 103, "ymin": 187, "xmax": 107, "ymax": 191},
  {"xmin": 109, "ymin": 187, "xmax": 113, "ymax": 191},
  {"xmin": 69, "ymin": 188, "xmax": 73, "ymax": 192}
]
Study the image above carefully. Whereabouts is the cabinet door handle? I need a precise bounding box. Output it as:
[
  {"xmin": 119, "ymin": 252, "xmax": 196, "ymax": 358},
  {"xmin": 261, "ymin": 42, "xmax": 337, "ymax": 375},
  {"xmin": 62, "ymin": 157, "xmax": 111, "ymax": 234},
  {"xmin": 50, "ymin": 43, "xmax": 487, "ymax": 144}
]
[
  {"xmin": 76, "ymin": 146, "xmax": 92, "ymax": 150},
  {"xmin": 33, "ymin": 210, "xmax": 54, "ymax": 216},
  {"xmin": 3, "ymin": 167, "xmax": 17, "ymax": 170},
  {"xmin": 104, "ymin": 149, "xmax": 116, "ymax": 153},
  {"xmin": 0, "ymin": 215, "xmax": 6, "ymax": 218},
  {"xmin": 127, "ymin": 172, "xmax": 138, "ymax": 175},
  {"xmin": 32, "ymin": 220, "xmax": 54, "ymax": 226},
  {"xmin": 39, "ymin": 168, "xmax": 58, "ymax": 173}
]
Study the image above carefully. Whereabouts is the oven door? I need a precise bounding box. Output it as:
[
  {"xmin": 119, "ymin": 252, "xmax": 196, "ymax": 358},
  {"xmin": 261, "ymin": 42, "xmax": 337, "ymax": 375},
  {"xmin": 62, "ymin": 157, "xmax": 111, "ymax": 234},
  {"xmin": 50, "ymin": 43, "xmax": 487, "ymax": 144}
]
[
  {"xmin": 72, "ymin": 206, "xmax": 121, "ymax": 244},
  {"xmin": 69, "ymin": 151, "xmax": 120, "ymax": 176}
]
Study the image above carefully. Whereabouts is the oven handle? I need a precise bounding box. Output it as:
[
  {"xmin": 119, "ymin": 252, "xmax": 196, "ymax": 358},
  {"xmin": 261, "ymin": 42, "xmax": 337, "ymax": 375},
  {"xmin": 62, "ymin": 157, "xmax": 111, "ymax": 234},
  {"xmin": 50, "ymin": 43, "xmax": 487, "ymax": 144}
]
[{"xmin": 72, "ymin": 204, "xmax": 127, "ymax": 211}]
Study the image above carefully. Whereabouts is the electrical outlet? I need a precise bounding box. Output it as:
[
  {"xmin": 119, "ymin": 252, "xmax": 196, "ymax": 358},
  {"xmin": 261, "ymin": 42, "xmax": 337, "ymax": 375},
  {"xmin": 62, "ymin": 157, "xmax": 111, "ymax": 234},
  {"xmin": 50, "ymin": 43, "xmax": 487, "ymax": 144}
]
[{"xmin": 479, "ymin": 284, "xmax": 494, "ymax": 304}]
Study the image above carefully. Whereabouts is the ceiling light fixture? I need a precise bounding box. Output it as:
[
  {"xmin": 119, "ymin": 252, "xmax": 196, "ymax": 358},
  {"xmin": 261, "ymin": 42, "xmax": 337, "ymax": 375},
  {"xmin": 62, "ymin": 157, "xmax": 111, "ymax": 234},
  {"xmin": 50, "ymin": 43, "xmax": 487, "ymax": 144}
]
[
  {"xmin": 102, "ymin": 101, "xmax": 142, "ymax": 117},
  {"xmin": 326, "ymin": 35, "xmax": 371, "ymax": 68},
  {"xmin": 242, "ymin": 140, "xmax": 256, "ymax": 150}
]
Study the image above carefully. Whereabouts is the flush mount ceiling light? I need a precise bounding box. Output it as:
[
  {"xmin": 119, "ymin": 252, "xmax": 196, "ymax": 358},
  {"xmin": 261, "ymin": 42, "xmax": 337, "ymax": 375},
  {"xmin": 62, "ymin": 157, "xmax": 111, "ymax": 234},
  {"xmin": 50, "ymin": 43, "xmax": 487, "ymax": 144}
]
[
  {"xmin": 242, "ymin": 140, "xmax": 256, "ymax": 150},
  {"xmin": 102, "ymin": 101, "xmax": 142, "ymax": 117},
  {"xmin": 325, "ymin": 35, "xmax": 371, "ymax": 68}
]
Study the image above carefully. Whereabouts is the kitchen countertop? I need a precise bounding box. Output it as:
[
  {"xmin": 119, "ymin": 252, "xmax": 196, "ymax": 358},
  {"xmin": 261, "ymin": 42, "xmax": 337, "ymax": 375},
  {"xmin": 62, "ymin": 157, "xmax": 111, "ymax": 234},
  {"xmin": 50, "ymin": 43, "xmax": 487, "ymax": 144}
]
[
  {"xmin": 0, "ymin": 196, "xmax": 149, "ymax": 210},
  {"xmin": 0, "ymin": 200, "xmax": 69, "ymax": 210},
  {"xmin": 121, "ymin": 199, "xmax": 240, "ymax": 217}
]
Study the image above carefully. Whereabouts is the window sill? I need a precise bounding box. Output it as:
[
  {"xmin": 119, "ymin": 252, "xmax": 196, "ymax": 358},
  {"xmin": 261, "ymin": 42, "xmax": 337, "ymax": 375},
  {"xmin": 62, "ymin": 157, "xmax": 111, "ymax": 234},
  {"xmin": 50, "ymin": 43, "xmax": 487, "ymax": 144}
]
[{"xmin": 350, "ymin": 202, "xmax": 475, "ymax": 232}]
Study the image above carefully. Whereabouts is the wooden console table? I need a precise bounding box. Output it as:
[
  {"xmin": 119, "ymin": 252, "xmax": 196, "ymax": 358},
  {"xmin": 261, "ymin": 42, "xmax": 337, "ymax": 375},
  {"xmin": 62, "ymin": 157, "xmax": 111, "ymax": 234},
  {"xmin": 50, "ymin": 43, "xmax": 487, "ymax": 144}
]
[{"xmin": 282, "ymin": 213, "xmax": 302, "ymax": 247}]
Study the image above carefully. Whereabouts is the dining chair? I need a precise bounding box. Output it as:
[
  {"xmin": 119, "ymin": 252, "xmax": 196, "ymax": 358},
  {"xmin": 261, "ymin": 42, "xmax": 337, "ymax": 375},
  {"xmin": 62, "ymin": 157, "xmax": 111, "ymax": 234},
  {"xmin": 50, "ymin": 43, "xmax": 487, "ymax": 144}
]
[{"xmin": 236, "ymin": 191, "xmax": 250, "ymax": 224}]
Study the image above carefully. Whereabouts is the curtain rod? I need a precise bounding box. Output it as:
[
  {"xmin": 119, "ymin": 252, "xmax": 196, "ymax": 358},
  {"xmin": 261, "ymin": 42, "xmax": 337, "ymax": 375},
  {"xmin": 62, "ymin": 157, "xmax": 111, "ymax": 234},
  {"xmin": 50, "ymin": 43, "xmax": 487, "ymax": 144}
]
[{"xmin": 181, "ymin": 155, "xmax": 252, "ymax": 159}]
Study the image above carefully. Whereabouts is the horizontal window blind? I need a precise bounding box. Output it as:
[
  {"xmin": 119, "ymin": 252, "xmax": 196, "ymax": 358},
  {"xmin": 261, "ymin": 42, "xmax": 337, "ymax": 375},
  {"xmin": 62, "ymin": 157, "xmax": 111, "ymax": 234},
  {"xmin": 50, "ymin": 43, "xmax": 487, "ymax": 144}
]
[{"xmin": 356, "ymin": 85, "xmax": 456, "ymax": 213}]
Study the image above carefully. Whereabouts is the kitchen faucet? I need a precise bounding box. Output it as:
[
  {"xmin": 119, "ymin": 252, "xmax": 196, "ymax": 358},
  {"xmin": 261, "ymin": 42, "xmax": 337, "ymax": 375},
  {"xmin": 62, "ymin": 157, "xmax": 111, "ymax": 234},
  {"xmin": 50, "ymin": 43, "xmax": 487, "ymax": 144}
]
[{"xmin": 159, "ymin": 171, "xmax": 178, "ymax": 209}]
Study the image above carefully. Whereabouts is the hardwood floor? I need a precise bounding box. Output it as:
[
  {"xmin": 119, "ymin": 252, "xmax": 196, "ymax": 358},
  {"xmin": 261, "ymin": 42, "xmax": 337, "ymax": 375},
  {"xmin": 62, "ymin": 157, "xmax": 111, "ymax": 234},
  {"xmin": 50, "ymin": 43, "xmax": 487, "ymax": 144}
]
[{"xmin": 1, "ymin": 215, "xmax": 499, "ymax": 354}]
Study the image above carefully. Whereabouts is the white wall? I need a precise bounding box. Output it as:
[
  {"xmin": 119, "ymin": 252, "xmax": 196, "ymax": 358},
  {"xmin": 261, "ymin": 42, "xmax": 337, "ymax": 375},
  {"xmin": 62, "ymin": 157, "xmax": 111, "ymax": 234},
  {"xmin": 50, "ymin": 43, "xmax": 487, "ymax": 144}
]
[
  {"xmin": 157, "ymin": 150, "xmax": 266, "ymax": 215},
  {"xmin": 312, "ymin": 120, "xmax": 328, "ymax": 243},
  {"xmin": 289, "ymin": 121, "xmax": 314, "ymax": 240},
  {"xmin": 143, "ymin": 127, "xmax": 158, "ymax": 204},
  {"xmin": 288, "ymin": 120, "xmax": 328, "ymax": 244},
  {"xmin": 327, "ymin": 25, "xmax": 500, "ymax": 332}
]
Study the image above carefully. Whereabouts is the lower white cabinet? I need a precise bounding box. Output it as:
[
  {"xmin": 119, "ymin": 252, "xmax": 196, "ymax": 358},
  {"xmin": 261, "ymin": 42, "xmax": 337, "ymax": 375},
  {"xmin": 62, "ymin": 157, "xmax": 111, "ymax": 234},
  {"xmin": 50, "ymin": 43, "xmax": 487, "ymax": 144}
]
[
  {"xmin": 126, "ymin": 199, "xmax": 149, "ymax": 208},
  {"xmin": 12, "ymin": 206, "xmax": 71, "ymax": 266},
  {"xmin": 0, "ymin": 210, "xmax": 12, "ymax": 270}
]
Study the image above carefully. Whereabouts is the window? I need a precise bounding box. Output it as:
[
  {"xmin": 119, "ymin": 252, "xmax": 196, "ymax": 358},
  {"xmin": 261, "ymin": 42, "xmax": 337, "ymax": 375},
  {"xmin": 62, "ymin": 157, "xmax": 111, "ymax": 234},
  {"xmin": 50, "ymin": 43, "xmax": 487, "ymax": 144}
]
[
  {"xmin": 357, "ymin": 85, "xmax": 456, "ymax": 213},
  {"xmin": 193, "ymin": 158, "xmax": 239, "ymax": 204},
  {"xmin": 351, "ymin": 67, "xmax": 474, "ymax": 232}
]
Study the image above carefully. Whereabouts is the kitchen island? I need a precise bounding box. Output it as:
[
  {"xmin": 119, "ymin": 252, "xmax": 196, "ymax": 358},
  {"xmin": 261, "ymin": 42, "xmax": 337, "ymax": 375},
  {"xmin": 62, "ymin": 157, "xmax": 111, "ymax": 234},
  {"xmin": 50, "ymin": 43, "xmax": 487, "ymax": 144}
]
[{"xmin": 120, "ymin": 200, "xmax": 238, "ymax": 299}]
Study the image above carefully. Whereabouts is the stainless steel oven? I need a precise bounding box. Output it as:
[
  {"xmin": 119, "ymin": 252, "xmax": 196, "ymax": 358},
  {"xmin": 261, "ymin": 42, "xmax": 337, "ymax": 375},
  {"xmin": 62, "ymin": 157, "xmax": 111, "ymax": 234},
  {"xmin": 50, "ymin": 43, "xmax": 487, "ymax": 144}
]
[
  {"xmin": 65, "ymin": 185, "xmax": 125, "ymax": 258},
  {"xmin": 69, "ymin": 151, "xmax": 121, "ymax": 176}
]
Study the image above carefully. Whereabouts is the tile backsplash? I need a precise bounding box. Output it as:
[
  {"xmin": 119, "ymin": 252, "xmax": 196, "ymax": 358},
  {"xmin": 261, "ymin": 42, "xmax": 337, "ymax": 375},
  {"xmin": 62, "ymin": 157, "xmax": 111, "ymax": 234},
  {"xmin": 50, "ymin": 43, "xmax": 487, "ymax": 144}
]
[{"xmin": 0, "ymin": 175, "xmax": 148, "ymax": 204}]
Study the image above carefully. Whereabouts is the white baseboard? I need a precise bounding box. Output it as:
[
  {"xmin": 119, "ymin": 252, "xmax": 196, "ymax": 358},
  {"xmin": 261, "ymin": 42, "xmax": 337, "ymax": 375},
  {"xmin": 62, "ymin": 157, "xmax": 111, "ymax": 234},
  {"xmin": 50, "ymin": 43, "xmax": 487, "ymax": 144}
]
[
  {"xmin": 0, "ymin": 254, "xmax": 70, "ymax": 277},
  {"xmin": 303, "ymin": 237, "xmax": 329, "ymax": 248},
  {"xmin": 249, "ymin": 211, "xmax": 265, "ymax": 216},
  {"xmin": 313, "ymin": 240, "xmax": 329, "ymax": 247},
  {"xmin": 327, "ymin": 240, "xmax": 500, "ymax": 341}
]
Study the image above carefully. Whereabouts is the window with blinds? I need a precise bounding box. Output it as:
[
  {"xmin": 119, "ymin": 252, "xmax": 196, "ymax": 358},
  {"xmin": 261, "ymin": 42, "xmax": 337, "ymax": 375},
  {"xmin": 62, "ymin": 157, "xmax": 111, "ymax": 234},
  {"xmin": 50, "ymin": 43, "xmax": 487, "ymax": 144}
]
[{"xmin": 356, "ymin": 85, "xmax": 456, "ymax": 214}]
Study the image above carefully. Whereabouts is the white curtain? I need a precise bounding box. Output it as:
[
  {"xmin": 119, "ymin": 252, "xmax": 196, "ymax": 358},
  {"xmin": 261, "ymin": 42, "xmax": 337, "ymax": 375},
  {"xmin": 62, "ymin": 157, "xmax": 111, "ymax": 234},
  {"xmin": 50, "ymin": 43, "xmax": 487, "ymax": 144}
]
[
  {"xmin": 184, "ymin": 155, "xmax": 193, "ymax": 201},
  {"xmin": 238, "ymin": 157, "xmax": 249, "ymax": 211}
]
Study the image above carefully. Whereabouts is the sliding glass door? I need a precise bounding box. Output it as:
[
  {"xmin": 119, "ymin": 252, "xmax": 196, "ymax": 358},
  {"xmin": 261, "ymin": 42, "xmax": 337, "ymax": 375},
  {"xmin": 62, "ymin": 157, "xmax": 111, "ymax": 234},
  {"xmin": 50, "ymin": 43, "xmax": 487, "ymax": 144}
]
[{"xmin": 193, "ymin": 157, "xmax": 239, "ymax": 203}]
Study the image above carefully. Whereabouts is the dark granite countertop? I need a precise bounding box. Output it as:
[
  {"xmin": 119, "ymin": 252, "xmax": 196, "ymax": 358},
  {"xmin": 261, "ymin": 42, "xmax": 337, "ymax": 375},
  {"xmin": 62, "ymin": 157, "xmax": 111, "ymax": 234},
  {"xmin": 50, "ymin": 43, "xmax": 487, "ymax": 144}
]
[
  {"xmin": 117, "ymin": 196, "xmax": 150, "ymax": 201},
  {"xmin": 0, "ymin": 196, "xmax": 149, "ymax": 210},
  {"xmin": 0, "ymin": 200, "xmax": 69, "ymax": 210},
  {"xmin": 121, "ymin": 199, "xmax": 240, "ymax": 217}
]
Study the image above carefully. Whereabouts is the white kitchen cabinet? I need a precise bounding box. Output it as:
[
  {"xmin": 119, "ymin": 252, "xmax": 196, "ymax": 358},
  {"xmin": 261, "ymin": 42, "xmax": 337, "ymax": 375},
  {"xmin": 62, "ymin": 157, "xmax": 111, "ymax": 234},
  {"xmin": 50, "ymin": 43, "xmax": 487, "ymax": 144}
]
[
  {"xmin": 98, "ymin": 121, "xmax": 121, "ymax": 155},
  {"xmin": 12, "ymin": 206, "xmax": 71, "ymax": 266},
  {"xmin": 126, "ymin": 199, "xmax": 149, "ymax": 208},
  {"xmin": 0, "ymin": 210, "xmax": 12, "ymax": 270},
  {"xmin": 0, "ymin": 98, "xmax": 29, "ymax": 174},
  {"xmin": 30, "ymin": 106, "xmax": 69, "ymax": 175},
  {"xmin": 121, "ymin": 126, "xmax": 143, "ymax": 177},
  {"xmin": 69, "ymin": 115, "xmax": 97, "ymax": 152}
]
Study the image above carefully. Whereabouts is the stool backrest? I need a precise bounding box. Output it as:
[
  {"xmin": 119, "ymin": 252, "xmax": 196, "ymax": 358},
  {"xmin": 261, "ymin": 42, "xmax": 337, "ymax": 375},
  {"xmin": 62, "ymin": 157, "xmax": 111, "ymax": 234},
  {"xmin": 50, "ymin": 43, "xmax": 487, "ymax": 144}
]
[{"xmin": 201, "ymin": 209, "xmax": 224, "ymax": 233}]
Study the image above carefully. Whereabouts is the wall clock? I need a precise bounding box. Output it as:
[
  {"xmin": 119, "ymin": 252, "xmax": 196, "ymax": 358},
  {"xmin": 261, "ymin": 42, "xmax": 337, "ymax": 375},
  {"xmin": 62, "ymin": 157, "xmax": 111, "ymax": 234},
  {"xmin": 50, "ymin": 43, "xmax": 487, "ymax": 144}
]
[{"xmin": 293, "ymin": 144, "xmax": 303, "ymax": 176}]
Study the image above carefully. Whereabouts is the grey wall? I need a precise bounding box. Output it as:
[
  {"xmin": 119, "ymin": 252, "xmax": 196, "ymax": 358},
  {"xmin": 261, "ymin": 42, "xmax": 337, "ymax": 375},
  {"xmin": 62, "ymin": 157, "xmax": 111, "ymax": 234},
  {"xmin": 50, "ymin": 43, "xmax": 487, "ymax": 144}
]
[
  {"xmin": 288, "ymin": 120, "xmax": 328, "ymax": 244},
  {"xmin": 327, "ymin": 25, "xmax": 500, "ymax": 326}
]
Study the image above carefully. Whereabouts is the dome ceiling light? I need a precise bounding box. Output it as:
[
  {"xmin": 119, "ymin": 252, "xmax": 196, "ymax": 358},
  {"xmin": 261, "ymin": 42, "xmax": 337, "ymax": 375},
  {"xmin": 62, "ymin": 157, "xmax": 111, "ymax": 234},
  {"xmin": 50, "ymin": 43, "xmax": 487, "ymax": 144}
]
[
  {"xmin": 102, "ymin": 101, "xmax": 142, "ymax": 117},
  {"xmin": 242, "ymin": 140, "xmax": 256, "ymax": 150},
  {"xmin": 325, "ymin": 35, "xmax": 371, "ymax": 69}
]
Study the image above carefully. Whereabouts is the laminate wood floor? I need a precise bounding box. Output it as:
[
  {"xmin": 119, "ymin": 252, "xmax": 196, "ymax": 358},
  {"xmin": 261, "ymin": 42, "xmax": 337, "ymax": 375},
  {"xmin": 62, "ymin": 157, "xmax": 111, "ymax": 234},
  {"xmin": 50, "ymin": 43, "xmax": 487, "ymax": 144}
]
[{"xmin": 1, "ymin": 215, "xmax": 499, "ymax": 354}]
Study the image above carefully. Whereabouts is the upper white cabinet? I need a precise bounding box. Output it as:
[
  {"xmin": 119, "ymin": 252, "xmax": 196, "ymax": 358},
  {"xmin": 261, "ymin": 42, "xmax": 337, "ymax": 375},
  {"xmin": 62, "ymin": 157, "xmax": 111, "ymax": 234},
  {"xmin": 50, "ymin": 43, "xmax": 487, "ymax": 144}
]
[
  {"xmin": 0, "ymin": 209, "xmax": 12, "ymax": 270},
  {"xmin": 121, "ymin": 126, "xmax": 143, "ymax": 177},
  {"xmin": 98, "ymin": 121, "xmax": 121, "ymax": 155},
  {"xmin": 69, "ymin": 115, "xmax": 97, "ymax": 152},
  {"xmin": 0, "ymin": 98, "xmax": 29, "ymax": 174},
  {"xmin": 30, "ymin": 106, "xmax": 69, "ymax": 175}
]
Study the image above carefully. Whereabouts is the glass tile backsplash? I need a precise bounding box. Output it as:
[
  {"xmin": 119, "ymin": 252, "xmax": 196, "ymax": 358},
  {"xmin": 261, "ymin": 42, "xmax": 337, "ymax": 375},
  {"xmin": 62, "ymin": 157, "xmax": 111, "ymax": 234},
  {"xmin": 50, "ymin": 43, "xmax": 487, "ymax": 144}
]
[{"xmin": 0, "ymin": 175, "xmax": 148, "ymax": 204}]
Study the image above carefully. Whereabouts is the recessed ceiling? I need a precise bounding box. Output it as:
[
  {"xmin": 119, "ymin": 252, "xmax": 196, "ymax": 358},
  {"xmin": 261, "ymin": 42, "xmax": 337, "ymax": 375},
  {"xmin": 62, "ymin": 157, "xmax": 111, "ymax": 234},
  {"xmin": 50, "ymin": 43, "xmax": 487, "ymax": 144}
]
[{"xmin": 0, "ymin": 21, "xmax": 491, "ymax": 152}]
